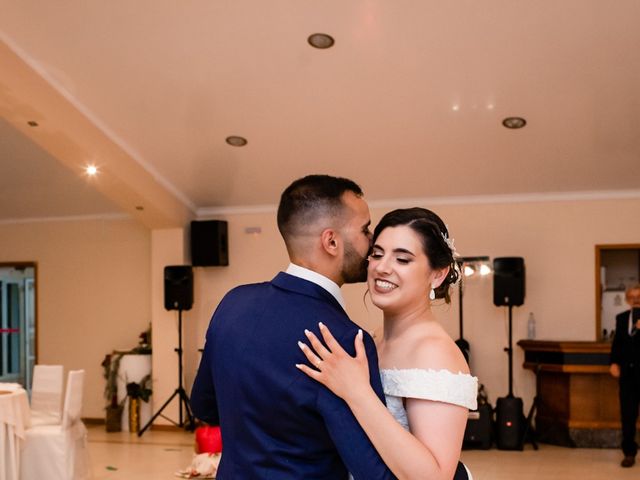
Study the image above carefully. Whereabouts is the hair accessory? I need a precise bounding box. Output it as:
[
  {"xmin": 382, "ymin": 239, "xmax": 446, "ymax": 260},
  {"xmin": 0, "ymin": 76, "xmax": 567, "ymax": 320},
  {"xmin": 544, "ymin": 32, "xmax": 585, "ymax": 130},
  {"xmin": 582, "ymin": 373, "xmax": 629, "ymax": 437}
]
[
  {"xmin": 441, "ymin": 228, "xmax": 461, "ymax": 284},
  {"xmin": 429, "ymin": 288, "xmax": 436, "ymax": 300},
  {"xmin": 441, "ymin": 230, "xmax": 458, "ymax": 258}
]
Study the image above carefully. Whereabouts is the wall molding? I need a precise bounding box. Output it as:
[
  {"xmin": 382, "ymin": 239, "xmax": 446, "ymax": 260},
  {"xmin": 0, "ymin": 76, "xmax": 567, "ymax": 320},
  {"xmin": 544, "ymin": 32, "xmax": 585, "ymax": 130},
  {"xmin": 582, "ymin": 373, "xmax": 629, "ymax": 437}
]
[
  {"xmin": 0, "ymin": 213, "xmax": 131, "ymax": 225},
  {"xmin": 196, "ymin": 189, "xmax": 640, "ymax": 218}
]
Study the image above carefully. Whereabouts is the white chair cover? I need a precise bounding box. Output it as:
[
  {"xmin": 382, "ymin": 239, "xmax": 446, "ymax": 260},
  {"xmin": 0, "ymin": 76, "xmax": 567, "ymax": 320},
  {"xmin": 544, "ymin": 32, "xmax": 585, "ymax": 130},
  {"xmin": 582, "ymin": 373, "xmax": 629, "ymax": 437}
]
[
  {"xmin": 30, "ymin": 365, "xmax": 64, "ymax": 426},
  {"xmin": 20, "ymin": 370, "xmax": 90, "ymax": 480},
  {"xmin": 1, "ymin": 384, "xmax": 30, "ymax": 480}
]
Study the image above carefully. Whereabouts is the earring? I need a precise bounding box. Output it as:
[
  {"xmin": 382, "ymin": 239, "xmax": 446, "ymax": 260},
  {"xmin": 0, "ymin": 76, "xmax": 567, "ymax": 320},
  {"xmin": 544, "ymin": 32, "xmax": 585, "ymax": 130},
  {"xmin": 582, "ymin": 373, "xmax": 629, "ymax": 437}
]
[{"xmin": 429, "ymin": 287, "xmax": 436, "ymax": 300}]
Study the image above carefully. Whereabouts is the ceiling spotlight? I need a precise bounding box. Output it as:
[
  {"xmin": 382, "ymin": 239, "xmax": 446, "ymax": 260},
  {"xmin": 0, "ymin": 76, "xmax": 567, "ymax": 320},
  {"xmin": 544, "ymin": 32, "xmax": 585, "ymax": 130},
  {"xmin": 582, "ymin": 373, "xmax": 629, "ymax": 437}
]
[
  {"xmin": 27, "ymin": 121, "xmax": 39, "ymax": 127},
  {"xmin": 308, "ymin": 33, "xmax": 335, "ymax": 49},
  {"xmin": 225, "ymin": 136, "xmax": 248, "ymax": 147},
  {"xmin": 85, "ymin": 165, "xmax": 98, "ymax": 176},
  {"xmin": 502, "ymin": 117, "xmax": 527, "ymax": 129}
]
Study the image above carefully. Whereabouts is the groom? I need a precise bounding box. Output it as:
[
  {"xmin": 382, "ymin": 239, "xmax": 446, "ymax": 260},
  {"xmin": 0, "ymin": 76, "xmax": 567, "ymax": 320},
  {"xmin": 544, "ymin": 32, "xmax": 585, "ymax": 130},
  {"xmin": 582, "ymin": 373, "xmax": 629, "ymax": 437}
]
[{"xmin": 191, "ymin": 175, "xmax": 394, "ymax": 479}]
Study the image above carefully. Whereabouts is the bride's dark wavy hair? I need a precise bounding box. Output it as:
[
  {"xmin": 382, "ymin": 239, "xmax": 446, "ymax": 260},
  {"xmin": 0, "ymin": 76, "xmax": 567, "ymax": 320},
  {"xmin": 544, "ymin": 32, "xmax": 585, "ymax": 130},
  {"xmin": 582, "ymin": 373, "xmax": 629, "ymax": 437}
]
[{"xmin": 371, "ymin": 207, "xmax": 459, "ymax": 303}]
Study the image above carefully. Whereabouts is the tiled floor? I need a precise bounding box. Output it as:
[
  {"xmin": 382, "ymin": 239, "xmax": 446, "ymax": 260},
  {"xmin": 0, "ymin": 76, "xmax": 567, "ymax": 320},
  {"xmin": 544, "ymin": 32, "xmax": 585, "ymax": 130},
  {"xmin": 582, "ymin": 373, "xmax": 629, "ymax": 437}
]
[
  {"xmin": 89, "ymin": 426, "xmax": 196, "ymax": 480},
  {"xmin": 88, "ymin": 425, "xmax": 638, "ymax": 479}
]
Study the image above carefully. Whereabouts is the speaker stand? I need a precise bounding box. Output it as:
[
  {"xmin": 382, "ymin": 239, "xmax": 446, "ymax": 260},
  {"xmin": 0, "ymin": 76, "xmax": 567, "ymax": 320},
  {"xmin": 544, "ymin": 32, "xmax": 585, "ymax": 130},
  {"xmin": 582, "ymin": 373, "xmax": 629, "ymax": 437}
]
[
  {"xmin": 455, "ymin": 271, "xmax": 470, "ymax": 362},
  {"xmin": 138, "ymin": 309, "xmax": 194, "ymax": 436},
  {"xmin": 496, "ymin": 304, "xmax": 525, "ymax": 450},
  {"xmin": 504, "ymin": 304, "xmax": 515, "ymax": 398}
]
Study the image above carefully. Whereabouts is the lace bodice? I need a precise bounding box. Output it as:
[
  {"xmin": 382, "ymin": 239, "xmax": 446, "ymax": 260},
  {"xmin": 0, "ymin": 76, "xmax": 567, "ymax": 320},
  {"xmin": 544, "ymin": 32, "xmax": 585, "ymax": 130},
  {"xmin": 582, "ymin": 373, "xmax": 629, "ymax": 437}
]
[{"xmin": 381, "ymin": 368, "xmax": 478, "ymax": 430}]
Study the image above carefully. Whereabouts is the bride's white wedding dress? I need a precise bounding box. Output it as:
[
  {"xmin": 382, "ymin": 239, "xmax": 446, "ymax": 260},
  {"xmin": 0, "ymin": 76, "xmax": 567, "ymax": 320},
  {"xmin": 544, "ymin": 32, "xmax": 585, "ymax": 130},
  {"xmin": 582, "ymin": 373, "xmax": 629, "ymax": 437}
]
[{"xmin": 350, "ymin": 368, "xmax": 478, "ymax": 480}]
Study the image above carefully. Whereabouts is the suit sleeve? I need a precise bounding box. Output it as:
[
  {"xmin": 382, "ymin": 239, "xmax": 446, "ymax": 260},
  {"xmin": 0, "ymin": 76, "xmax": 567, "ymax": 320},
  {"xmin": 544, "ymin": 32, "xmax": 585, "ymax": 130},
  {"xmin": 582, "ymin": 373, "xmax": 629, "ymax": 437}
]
[
  {"xmin": 190, "ymin": 336, "xmax": 220, "ymax": 425},
  {"xmin": 316, "ymin": 332, "xmax": 396, "ymax": 480},
  {"xmin": 610, "ymin": 313, "xmax": 625, "ymax": 365}
]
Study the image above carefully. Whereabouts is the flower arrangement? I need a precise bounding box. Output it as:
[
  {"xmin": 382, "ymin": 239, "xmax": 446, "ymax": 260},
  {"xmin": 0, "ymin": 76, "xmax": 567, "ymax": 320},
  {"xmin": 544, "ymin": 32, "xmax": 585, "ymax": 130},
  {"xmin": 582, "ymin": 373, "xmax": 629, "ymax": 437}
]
[
  {"xmin": 126, "ymin": 374, "xmax": 152, "ymax": 403},
  {"xmin": 133, "ymin": 327, "xmax": 152, "ymax": 354},
  {"xmin": 102, "ymin": 353, "xmax": 124, "ymax": 409}
]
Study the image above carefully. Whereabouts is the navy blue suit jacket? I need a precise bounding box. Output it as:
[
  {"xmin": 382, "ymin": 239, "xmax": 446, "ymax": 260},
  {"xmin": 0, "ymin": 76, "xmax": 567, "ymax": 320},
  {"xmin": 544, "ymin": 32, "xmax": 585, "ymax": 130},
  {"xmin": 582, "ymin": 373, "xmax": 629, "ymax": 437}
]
[{"xmin": 191, "ymin": 272, "xmax": 395, "ymax": 480}]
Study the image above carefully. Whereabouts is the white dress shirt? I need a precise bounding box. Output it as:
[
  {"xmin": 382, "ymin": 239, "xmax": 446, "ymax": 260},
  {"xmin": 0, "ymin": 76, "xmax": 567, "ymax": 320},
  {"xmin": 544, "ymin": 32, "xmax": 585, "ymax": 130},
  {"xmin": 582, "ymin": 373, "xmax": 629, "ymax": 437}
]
[{"xmin": 285, "ymin": 263, "xmax": 346, "ymax": 310}]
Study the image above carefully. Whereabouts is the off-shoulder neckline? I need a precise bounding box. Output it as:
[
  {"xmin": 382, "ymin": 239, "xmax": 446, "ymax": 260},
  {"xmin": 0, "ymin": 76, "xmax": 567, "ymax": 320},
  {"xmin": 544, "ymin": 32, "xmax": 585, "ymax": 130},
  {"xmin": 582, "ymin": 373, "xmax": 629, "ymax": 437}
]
[{"xmin": 380, "ymin": 367, "xmax": 476, "ymax": 379}]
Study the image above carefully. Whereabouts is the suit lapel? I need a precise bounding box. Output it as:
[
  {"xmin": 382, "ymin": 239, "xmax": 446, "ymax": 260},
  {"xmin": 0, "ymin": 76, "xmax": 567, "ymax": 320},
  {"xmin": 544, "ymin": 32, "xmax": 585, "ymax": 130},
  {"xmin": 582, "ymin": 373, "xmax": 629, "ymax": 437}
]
[{"xmin": 272, "ymin": 272, "xmax": 346, "ymax": 314}]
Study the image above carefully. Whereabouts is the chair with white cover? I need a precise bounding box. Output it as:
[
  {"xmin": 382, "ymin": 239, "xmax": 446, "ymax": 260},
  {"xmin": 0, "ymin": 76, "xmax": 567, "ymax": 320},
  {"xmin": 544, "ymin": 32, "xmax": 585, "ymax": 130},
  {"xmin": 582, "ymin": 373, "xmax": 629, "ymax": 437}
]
[
  {"xmin": 20, "ymin": 370, "xmax": 90, "ymax": 480},
  {"xmin": 30, "ymin": 365, "xmax": 64, "ymax": 426}
]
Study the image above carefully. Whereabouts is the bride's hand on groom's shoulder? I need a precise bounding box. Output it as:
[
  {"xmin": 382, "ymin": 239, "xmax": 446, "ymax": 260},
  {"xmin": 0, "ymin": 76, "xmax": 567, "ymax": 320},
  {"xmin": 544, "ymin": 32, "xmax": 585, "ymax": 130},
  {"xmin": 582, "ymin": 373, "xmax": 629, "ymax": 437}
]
[{"xmin": 296, "ymin": 323, "xmax": 371, "ymax": 402}]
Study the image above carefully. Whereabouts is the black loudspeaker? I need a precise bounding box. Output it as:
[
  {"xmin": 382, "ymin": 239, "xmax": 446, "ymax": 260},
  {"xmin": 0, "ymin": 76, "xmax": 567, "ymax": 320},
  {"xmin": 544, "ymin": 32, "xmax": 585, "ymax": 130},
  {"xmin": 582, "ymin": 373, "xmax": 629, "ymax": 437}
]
[
  {"xmin": 493, "ymin": 257, "xmax": 525, "ymax": 306},
  {"xmin": 164, "ymin": 266, "xmax": 193, "ymax": 311},
  {"xmin": 463, "ymin": 403, "xmax": 493, "ymax": 449},
  {"xmin": 495, "ymin": 396, "xmax": 524, "ymax": 450},
  {"xmin": 191, "ymin": 220, "xmax": 229, "ymax": 267}
]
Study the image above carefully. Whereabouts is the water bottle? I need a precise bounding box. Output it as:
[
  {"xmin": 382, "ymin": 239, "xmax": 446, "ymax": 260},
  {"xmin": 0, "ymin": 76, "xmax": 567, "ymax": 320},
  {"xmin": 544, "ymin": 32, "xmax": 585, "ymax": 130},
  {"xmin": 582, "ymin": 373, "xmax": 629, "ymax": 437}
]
[{"xmin": 527, "ymin": 312, "xmax": 536, "ymax": 339}]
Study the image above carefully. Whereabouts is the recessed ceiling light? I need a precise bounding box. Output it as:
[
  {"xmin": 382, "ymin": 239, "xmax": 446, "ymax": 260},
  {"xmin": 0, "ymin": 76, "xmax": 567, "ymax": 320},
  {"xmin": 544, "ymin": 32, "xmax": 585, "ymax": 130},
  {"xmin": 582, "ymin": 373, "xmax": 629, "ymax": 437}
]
[
  {"xmin": 85, "ymin": 165, "xmax": 98, "ymax": 176},
  {"xmin": 308, "ymin": 33, "xmax": 335, "ymax": 49},
  {"xmin": 226, "ymin": 136, "xmax": 248, "ymax": 147},
  {"xmin": 502, "ymin": 117, "xmax": 527, "ymax": 129},
  {"xmin": 27, "ymin": 121, "xmax": 39, "ymax": 127}
]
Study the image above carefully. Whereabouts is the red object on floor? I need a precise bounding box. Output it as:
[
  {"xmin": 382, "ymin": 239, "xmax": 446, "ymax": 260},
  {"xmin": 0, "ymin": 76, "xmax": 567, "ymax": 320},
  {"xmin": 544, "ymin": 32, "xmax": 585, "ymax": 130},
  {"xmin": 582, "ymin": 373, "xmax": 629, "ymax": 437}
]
[{"xmin": 195, "ymin": 425, "xmax": 222, "ymax": 454}]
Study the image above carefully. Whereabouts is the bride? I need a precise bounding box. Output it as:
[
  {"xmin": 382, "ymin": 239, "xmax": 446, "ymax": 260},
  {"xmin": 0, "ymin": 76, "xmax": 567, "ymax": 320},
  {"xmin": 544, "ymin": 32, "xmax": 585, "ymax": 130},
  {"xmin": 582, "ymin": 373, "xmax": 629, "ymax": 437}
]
[{"xmin": 297, "ymin": 207, "xmax": 477, "ymax": 480}]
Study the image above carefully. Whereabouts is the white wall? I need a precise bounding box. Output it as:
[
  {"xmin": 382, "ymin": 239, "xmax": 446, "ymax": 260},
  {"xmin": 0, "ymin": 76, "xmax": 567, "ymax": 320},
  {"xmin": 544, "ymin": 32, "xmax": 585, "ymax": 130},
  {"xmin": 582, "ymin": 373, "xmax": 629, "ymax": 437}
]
[{"xmin": 0, "ymin": 218, "xmax": 150, "ymax": 418}]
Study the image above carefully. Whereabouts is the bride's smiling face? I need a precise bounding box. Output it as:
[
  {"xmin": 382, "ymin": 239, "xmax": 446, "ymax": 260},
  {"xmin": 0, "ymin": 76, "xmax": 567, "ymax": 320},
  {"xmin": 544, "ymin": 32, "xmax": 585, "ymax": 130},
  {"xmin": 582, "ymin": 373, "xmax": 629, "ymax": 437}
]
[{"xmin": 367, "ymin": 225, "xmax": 440, "ymax": 313}]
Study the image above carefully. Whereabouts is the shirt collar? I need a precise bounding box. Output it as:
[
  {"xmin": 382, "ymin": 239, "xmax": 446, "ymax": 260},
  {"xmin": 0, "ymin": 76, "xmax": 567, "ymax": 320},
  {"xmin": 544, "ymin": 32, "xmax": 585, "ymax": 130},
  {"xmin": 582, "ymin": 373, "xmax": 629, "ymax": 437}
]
[{"xmin": 285, "ymin": 263, "xmax": 345, "ymax": 310}]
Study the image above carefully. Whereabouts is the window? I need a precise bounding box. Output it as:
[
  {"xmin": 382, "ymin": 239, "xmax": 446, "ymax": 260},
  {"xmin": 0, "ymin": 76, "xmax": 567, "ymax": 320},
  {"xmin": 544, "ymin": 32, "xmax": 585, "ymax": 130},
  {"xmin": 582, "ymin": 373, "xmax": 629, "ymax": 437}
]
[{"xmin": 0, "ymin": 264, "xmax": 36, "ymax": 388}]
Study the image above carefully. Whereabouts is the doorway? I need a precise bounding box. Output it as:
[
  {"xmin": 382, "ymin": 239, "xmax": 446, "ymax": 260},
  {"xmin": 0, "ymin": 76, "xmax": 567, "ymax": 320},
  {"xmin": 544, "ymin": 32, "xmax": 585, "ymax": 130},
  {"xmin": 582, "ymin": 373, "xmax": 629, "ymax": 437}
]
[
  {"xmin": 595, "ymin": 245, "xmax": 640, "ymax": 341},
  {"xmin": 0, "ymin": 262, "xmax": 36, "ymax": 388}
]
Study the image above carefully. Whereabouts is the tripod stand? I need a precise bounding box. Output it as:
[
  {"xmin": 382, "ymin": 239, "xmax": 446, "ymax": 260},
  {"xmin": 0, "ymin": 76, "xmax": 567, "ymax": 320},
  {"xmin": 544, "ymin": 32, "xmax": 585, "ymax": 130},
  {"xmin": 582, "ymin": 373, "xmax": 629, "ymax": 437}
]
[
  {"xmin": 138, "ymin": 309, "xmax": 194, "ymax": 436},
  {"xmin": 496, "ymin": 304, "xmax": 525, "ymax": 450}
]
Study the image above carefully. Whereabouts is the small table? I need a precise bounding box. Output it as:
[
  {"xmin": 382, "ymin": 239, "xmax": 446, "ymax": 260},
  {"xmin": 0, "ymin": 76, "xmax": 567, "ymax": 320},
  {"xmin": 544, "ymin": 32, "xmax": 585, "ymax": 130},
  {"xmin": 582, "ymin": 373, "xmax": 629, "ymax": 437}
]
[{"xmin": 0, "ymin": 383, "xmax": 31, "ymax": 480}]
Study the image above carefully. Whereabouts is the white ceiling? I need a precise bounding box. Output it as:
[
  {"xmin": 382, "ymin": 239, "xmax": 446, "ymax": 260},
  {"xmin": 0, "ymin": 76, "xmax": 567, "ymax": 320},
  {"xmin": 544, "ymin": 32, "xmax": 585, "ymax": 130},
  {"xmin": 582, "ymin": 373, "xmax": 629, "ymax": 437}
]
[{"xmin": 1, "ymin": 1, "xmax": 639, "ymax": 227}]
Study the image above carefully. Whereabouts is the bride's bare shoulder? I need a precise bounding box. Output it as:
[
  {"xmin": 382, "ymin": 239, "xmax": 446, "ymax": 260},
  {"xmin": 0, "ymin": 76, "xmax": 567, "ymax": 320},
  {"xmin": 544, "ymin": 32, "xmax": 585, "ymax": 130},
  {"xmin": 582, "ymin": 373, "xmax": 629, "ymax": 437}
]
[{"xmin": 412, "ymin": 333, "xmax": 470, "ymax": 374}]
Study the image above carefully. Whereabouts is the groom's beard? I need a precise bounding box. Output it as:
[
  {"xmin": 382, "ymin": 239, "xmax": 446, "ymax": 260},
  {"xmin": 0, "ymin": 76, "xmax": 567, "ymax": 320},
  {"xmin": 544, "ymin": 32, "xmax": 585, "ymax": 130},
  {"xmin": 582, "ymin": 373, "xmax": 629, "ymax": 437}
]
[{"xmin": 341, "ymin": 241, "xmax": 368, "ymax": 284}]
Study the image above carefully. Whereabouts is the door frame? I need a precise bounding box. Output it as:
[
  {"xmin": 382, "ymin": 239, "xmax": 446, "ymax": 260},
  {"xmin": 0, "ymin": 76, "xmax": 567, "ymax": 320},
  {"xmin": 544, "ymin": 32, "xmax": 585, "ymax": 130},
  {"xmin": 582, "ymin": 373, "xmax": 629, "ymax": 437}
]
[
  {"xmin": 0, "ymin": 262, "xmax": 37, "ymax": 381},
  {"xmin": 595, "ymin": 244, "xmax": 640, "ymax": 340}
]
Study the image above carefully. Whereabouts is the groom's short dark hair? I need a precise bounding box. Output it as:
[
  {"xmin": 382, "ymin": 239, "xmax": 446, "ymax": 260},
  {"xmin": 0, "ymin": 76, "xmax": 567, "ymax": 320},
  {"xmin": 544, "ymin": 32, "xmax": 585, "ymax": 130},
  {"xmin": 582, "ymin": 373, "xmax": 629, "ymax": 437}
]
[{"xmin": 277, "ymin": 174, "xmax": 363, "ymax": 241}]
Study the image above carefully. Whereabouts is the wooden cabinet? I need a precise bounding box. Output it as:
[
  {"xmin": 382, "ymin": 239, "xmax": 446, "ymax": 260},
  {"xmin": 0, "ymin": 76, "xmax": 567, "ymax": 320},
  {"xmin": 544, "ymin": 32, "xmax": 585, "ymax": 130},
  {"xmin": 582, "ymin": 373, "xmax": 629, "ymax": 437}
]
[{"xmin": 518, "ymin": 340, "xmax": 632, "ymax": 447}]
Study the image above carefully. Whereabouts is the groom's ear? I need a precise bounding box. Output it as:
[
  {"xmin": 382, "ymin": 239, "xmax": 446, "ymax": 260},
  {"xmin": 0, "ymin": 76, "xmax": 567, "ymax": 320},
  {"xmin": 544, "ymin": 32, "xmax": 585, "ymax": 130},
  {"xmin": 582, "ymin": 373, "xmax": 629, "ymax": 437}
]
[{"xmin": 320, "ymin": 229, "xmax": 340, "ymax": 257}]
